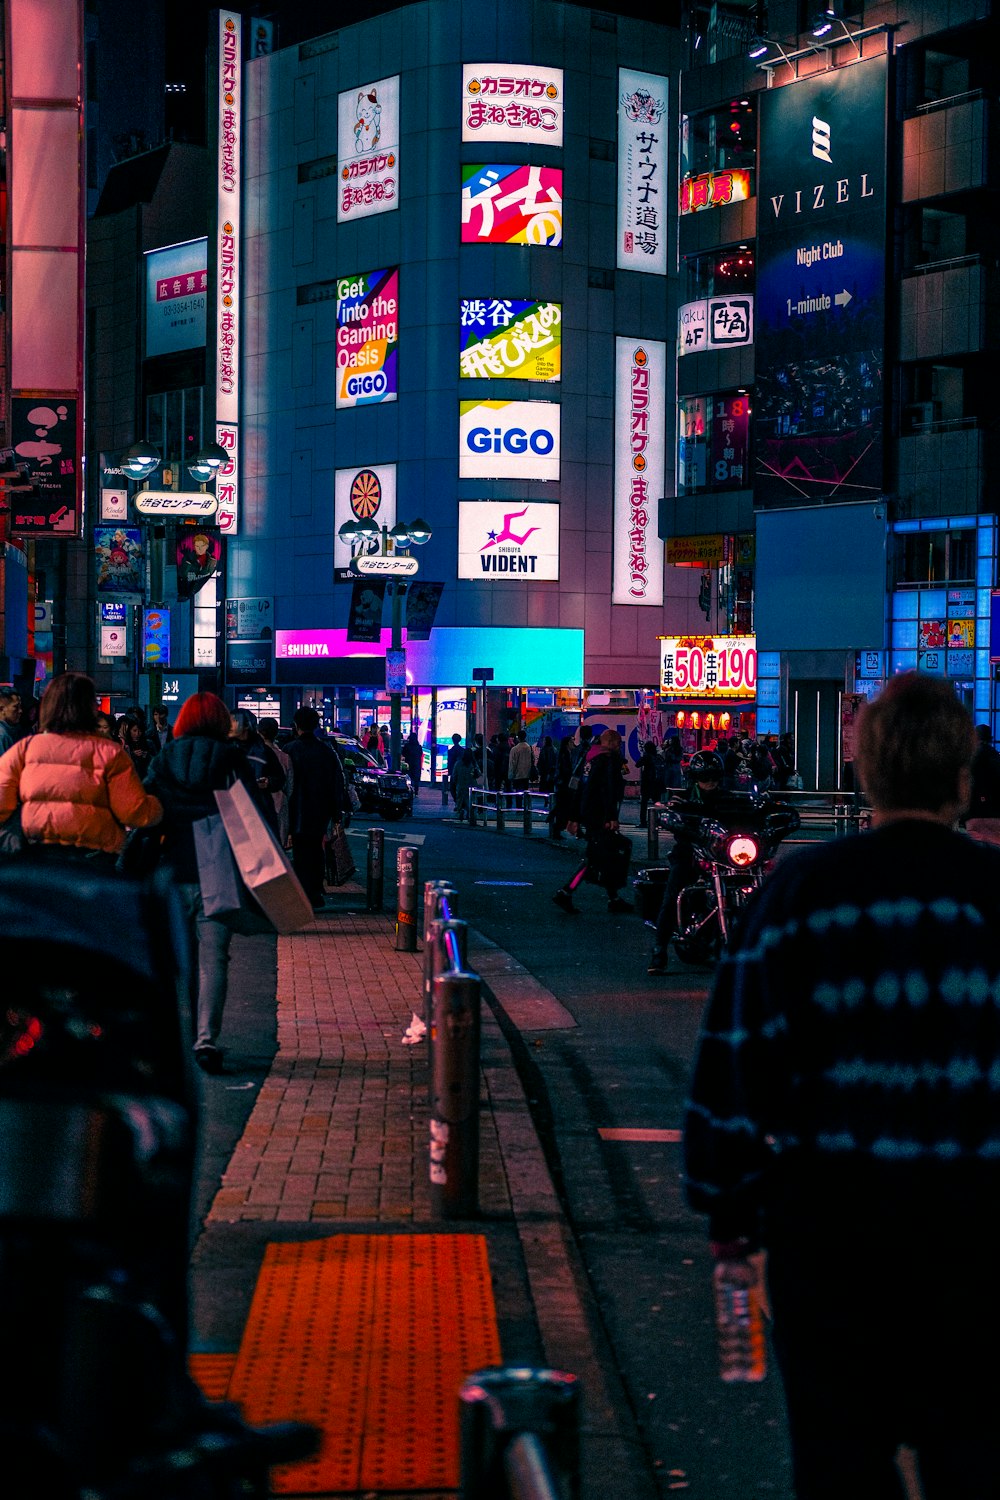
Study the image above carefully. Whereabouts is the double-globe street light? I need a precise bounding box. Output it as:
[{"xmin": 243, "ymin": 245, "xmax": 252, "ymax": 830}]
[{"xmin": 337, "ymin": 515, "xmax": 432, "ymax": 771}]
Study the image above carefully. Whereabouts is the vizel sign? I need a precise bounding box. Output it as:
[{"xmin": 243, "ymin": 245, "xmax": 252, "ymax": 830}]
[{"xmin": 134, "ymin": 491, "xmax": 219, "ymax": 517}]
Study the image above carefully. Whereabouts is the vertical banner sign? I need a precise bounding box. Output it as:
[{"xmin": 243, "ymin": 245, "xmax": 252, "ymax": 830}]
[
  {"xmin": 614, "ymin": 338, "xmax": 665, "ymax": 606},
  {"xmin": 216, "ymin": 11, "xmax": 241, "ymax": 532},
  {"xmin": 347, "ymin": 580, "xmax": 387, "ymax": 642},
  {"xmin": 754, "ymin": 56, "xmax": 888, "ymax": 505},
  {"xmin": 338, "ymin": 75, "xmax": 400, "ymax": 223},
  {"xmin": 617, "ymin": 69, "xmax": 668, "ymax": 276},
  {"xmin": 336, "ymin": 269, "xmax": 399, "ymax": 408},
  {"xmin": 461, "ymin": 64, "xmax": 564, "ymax": 146},
  {"xmin": 215, "ymin": 421, "xmax": 239, "ymax": 532}
]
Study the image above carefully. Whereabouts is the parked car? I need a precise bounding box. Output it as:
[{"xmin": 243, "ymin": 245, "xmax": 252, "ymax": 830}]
[{"xmin": 330, "ymin": 734, "xmax": 413, "ymax": 820}]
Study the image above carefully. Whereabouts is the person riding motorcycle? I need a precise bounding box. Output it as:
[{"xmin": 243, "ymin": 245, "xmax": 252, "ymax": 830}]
[{"xmin": 647, "ymin": 749, "xmax": 727, "ymax": 975}]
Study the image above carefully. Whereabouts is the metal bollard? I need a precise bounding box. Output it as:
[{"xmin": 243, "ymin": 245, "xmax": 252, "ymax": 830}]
[
  {"xmin": 395, "ymin": 845, "xmax": 419, "ymax": 951},
  {"xmin": 496, "ymin": 791, "xmax": 505, "ymax": 833},
  {"xmin": 523, "ymin": 790, "xmax": 533, "ymax": 837},
  {"xmin": 422, "ymin": 891, "xmax": 458, "ymax": 1032},
  {"xmin": 429, "ymin": 968, "xmax": 480, "ymax": 1219},
  {"xmin": 425, "ymin": 916, "xmax": 467, "ymax": 1035},
  {"xmin": 647, "ymin": 805, "xmax": 660, "ymax": 861},
  {"xmin": 460, "ymin": 1367, "xmax": 581, "ymax": 1500},
  {"xmin": 468, "ymin": 789, "xmax": 477, "ymax": 828},
  {"xmin": 366, "ymin": 827, "xmax": 385, "ymax": 911},
  {"xmin": 441, "ymin": 782, "xmax": 449, "ymax": 807}
]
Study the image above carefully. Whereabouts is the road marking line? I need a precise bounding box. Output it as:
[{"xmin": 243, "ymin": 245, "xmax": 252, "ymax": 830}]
[{"xmin": 598, "ymin": 1127, "xmax": 682, "ymax": 1143}]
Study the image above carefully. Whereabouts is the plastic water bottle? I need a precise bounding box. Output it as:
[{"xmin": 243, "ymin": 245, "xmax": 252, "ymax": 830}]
[{"xmin": 712, "ymin": 1257, "xmax": 767, "ymax": 1382}]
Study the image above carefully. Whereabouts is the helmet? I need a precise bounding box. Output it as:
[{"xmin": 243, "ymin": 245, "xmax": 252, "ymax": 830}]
[{"xmin": 687, "ymin": 750, "xmax": 724, "ymax": 782}]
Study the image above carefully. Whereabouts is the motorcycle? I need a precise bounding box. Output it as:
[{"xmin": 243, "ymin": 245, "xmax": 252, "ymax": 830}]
[{"xmin": 664, "ymin": 792, "xmax": 800, "ymax": 963}]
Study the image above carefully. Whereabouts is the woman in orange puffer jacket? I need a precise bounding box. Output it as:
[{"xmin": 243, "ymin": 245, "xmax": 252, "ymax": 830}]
[{"xmin": 0, "ymin": 671, "xmax": 163, "ymax": 870}]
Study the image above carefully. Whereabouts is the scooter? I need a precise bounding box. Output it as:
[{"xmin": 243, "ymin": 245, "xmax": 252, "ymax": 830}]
[{"xmin": 665, "ymin": 793, "xmax": 800, "ymax": 963}]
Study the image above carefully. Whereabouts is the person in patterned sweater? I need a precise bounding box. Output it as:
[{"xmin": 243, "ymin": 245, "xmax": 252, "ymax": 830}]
[{"xmin": 684, "ymin": 671, "xmax": 1000, "ymax": 1500}]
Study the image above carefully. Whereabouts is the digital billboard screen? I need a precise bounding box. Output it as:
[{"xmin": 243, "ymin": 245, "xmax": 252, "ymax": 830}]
[
  {"xmin": 459, "ymin": 299, "xmax": 561, "ymax": 381},
  {"xmin": 461, "ymin": 164, "xmax": 562, "ymax": 246},
  {"xmin": 459, "ymin": 400, "xmax": 560, "ymax": 481},
  {"xmin": 336, "ymin": 268, "xmax": 398, "ymax": 408},
  {"xmin": 754, "ymin": 56, "xmax": 888, "ymax": 506}
]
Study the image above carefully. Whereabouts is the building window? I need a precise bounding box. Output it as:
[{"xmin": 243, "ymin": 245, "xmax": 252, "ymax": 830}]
[
  {"xmin": 683, "ymin": 245, "xmax": 754, "ymax": 300},
  {"xmin": 891, "ymin": 528, "xmax": 975, "ymax": 587},
  {"xmin": 680, "ymin": 97, "xmax": 756, "ymax": 181},
  {"xmin": 678, "ymin": 392, "xmax": 750, "ymax": 494}
]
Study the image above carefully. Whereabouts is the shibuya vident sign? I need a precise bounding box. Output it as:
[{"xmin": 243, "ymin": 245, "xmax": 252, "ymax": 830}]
[{"xmin": 613, "ymin": 338, "xmax": 665, "ymax": 606}]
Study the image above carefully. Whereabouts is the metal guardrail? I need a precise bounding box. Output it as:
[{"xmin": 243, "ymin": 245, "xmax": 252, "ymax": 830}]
[
  {"xmin": 469, "ymin": 788, "xmax": 554, "ymax": 836},
  {"xmin": 461, "ymin": 1367, "xmax": 580, "ymax": 1500}
]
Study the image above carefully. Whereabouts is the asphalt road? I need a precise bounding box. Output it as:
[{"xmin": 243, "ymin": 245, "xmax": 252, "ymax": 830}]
[{"xmin": 402, "ymin": 795, "xmax": 795, "ymax": 1499}]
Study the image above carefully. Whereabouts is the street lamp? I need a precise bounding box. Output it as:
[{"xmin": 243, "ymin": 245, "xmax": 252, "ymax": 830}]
[
  {"xmin": 337, "ymin": 514, "xmax": 433, "ymax": 771},
  {"xmin": 186, "ymin": 441, "xmax": 229, "ymax": 484}
]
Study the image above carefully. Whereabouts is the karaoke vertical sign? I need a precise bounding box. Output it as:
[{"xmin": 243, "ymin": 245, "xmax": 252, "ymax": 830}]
[
  {"xmin": 613, "ymin": 338, "xmax": 665, "ymax": 606},
  {"xmin": 215, "ymin": 11, "xmax": 241, "ymax": 534}
]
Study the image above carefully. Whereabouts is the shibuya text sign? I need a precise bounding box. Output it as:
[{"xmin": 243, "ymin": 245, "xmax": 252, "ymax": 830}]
[
  {"xmin": 460, "ymin": 299, "xmax": 560, "ymax": 382},
  {"xmin": 613, "ymin": 339, "xmax": 665, "ymax": 607},
  {"xmin": 336, "ymin": 268, "xmax": 398, "ymax": 408},
  {"xmin": 659, "ymin": 636, "xmax": 757, "ymax": 698},
  {"xmin": 459, "ymin": 400, "xmax": 560, "ymax": 481}
]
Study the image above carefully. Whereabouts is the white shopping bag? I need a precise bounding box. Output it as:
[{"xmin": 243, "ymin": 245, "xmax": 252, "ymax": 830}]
[{"xmin": 213, "ymin": 780, "xmax": 314, "ymax": 934}]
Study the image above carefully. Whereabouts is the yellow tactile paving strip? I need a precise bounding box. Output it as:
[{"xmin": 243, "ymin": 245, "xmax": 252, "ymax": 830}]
[{"xmin": 220, "ymin": 1233, "xmax": 501, "ymax": 1494}]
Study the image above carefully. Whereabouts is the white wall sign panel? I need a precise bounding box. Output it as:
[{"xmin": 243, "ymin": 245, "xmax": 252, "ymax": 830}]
[
  {"xmin": 678, "ymin": 296, "xmax": 754, "ymax": 355},
  {"xmin": 613, "ymin": 338, "xmax": 665, "ymax": 606},
  {"xmin": 458, "ymin": 501, "xmax": 560, "ymax": 580},
  {"xmin": 462, "ymin": 64, "xmax": 564, "ymax": 146},
  {"xmin": 459, "ymin": 400, "xmax": 560, "ymax": 482},
  {"xmin": 617, "ymin": 68, "xmax": 668, "ymax": 276},
  {"xmin": 338, "ymin": 75, "xmax": 399, "ymax": 222},
  {"xmin": 334, "ymin": 464, "xmax": 397, "ymax": 580},
  {"xmin": 146, "ymin": 239, "xmax": 208, "ymax": 359}
]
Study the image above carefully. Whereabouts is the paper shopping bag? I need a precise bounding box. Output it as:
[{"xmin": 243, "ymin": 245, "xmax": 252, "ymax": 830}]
[
  {"xmin": 193, "ymin": 813, "xmax": 273, "ymax": 936},
  {"xmin": 325, "ymin": 825, "xmax": 357, "ymax": 887},
  {"xmin": 213, "ymin": 781, "xmax": 314, "ymax": 934}
]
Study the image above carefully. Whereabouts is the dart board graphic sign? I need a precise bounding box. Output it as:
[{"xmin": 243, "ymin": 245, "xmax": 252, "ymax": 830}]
[{"xmin": 334, "ymin": 462, "xmax": 396, "ymax": 581}]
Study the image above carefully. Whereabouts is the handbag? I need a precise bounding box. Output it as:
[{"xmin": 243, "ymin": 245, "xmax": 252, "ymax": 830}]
[
  {"xmin": 585, "ymin": 828, "xmax": 632, "ymax": 889},
  {"xmin": 325, "ymin": 823, "xmax": 356, "ymax": 887},
  {"xmin": 0, "ymin": 805, "xmax": 26, "ymax": 857},
  {"xmin": 213, "ymin": 780, "xmax": 314, "ymax": 934},
  {"xmin": 193, "ymin": 813, "xmax": 273, "ymax": 935}
]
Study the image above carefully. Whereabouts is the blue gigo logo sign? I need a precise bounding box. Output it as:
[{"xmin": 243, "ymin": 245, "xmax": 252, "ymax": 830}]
[{"xmin": 459, "ymin": 399, "xmax": 560, "ymax": 481}]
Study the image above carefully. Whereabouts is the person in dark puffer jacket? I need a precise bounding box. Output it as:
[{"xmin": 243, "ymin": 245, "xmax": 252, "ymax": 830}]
[{"xmin": 144, "ymin": 692, "xmax": 257, "ymax": 1074}]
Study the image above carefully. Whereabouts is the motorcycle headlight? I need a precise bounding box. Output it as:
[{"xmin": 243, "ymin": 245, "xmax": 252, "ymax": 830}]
[{"xmin": 727, "ymin": 835, "xmax": 760, "ymax": 867}]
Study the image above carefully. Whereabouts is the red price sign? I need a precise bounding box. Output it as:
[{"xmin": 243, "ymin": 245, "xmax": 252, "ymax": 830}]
[{"xmin": 659, "ymin": 636, "xmax": 757, "ymax": 699}]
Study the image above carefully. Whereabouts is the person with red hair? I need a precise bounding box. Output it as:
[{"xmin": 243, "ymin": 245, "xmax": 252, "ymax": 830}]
[{"xmin": 144, "ymin": 691, "xmax": 257, "ymax": 1073}]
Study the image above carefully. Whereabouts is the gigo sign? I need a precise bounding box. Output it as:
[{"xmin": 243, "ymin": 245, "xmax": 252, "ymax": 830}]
[
  {"xmin": 659, "ymin": 635, "xmax": 757, "ymax": 699},
  {"xmin": 459, "ymin": 400, "xmax": 560, "ymax": 481}
]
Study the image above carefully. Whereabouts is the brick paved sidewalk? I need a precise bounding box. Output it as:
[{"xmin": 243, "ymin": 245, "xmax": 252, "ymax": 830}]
[{"xmin": 205, "ymin": 909, "xmax": 512, "ymax": 1228}]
